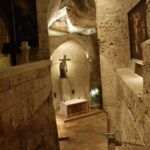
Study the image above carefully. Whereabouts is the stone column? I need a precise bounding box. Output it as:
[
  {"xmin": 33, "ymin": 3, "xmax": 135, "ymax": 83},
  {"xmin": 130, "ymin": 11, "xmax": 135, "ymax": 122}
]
[{"xmin": 36, "ymin": 1, "xmax": 50, "ymax": 60}]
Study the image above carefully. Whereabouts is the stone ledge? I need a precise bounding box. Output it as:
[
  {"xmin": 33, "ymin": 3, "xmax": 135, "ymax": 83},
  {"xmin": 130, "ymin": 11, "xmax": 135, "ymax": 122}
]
[
  {"xmin": 116, "ymin": 68, "xmax": 143, "ymax": 97},
  {"xmin": 142, "ymin": 39, "xmax": 150, "ymax": 46},
  {"xmin": 0, "ymin": 60, "xmax": 50, "ymax": 79}
]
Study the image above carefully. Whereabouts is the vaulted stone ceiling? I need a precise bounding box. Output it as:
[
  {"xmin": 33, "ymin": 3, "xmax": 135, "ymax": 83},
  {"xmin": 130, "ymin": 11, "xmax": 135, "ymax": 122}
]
[{"xmin": 48, "ymin": 0, "xmax": 96, "ymax": 35}]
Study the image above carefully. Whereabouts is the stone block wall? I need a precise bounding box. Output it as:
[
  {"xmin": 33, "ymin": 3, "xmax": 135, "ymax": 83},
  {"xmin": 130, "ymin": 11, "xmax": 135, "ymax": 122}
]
[
  {"xmin": 0, "ymin": 60, "xmax": 59, "ymax": 150},
  {"xmin": 95, "ymin": 0, "xmax": 150, "ymax": 149}
]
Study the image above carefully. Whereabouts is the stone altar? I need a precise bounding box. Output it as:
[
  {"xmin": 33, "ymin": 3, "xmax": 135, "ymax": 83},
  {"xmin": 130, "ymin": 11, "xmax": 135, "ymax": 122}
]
[{"xmin": 60, "ymin": 99, "xmax": 89, "ymax": 117}]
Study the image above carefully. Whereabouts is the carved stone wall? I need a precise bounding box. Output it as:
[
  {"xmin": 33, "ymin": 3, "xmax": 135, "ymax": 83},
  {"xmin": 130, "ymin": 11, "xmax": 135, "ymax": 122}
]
[
  {"xmin": 95, "ymin": 0, "xmax": 150, "ymax": 149},
  {"xmin": 95, "ymin": 0, "xmax": 140, "ymax": 131}
]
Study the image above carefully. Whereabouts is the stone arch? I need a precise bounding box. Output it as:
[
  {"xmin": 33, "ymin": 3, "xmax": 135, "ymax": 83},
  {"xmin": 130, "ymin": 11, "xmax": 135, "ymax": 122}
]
[
  {"xmin": 50, "ymin": 38, "xmax": 92, "ymax": 58},
  {"xmin": 51, "ymin": 38, "xmax": 86, "ymax": 56},
  {"xmin": 51, "ymin": 40, "xmax": 90, "ymax": 108}
]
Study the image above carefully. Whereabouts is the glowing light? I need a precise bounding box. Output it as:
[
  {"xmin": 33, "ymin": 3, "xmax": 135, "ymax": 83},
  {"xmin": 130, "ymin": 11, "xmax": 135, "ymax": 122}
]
[
  {"xmin": 50, "ymin": 56, "xmax": 53, "ymax": 61},
  {"xmin": 86, "ymin": 53, "xmax": 89, "ymax": 59},
  {"xmin": 90, "ymin": 88, "xmax": 99, "ymax": 97}
]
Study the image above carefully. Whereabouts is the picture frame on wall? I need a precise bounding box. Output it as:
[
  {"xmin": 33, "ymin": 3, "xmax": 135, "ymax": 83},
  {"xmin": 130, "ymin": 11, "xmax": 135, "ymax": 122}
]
[{"xmin": 128, "ymin": 0, "xmax": 148, "ymax": 61}]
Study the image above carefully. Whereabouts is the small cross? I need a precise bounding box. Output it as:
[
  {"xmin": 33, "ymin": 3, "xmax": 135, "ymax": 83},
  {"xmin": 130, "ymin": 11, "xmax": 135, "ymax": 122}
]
[{"xmin": 59, "ymin": 55, "xmax": 71, "ymax": 63}]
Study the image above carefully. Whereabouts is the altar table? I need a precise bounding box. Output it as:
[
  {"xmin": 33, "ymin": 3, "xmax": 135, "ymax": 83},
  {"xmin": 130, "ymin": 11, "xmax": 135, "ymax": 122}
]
[{"xmin": 60, "ymin": 99, "xmax": 89, "ymax": 117}]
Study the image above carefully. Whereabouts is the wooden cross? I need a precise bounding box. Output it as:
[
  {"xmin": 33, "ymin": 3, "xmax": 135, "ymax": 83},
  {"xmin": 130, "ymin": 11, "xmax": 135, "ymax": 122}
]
[{"xmin": 59, "ymin": 55, "xmax": 71, "ymax": 63}]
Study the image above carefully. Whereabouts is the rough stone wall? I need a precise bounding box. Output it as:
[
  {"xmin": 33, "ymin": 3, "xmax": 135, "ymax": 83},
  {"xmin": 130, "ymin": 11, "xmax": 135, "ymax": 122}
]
[
  {"xmin": 95, "ymin": 0, "xmax": 150, "ymax": 149},
  {"xmin": 0, "ymin": 60, "xmax": 59, "ymax": 149},
  {"xmin": 142, "ymin": 39, "xmax": 150, "ymax": 148},
  {"xmin": 67, "ymin": 0, "xmax": 96, "ymax": 27},
  {"xmin": 95, "ymin": 0, "xmax": 140, "ymax": 132},
  {"xmin": 115, "ymin": 37, "xmax": 150, "ymax": 149}
]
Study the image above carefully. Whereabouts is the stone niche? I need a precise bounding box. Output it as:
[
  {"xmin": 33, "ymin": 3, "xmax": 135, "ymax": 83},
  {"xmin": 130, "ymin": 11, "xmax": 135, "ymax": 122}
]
[{"xmin": 51, "ymin": 39, "xmax": 89, "ymax": 109}]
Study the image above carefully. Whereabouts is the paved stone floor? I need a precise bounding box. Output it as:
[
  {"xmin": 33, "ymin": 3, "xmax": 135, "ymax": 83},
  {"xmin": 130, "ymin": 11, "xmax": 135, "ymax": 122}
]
[{"xmin": 56, "ymin": 110, "xmax": 108, "ymax": 150}]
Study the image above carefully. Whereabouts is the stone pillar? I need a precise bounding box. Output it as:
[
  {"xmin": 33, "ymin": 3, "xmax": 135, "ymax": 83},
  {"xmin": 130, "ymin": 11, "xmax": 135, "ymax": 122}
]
[
  {"xmin": 36, "ymin": 1, "xmax": 50, "ymax": 60},
  {"xmin": 19, "ymin": 41, "xmax": 30, "ymax": 64}
]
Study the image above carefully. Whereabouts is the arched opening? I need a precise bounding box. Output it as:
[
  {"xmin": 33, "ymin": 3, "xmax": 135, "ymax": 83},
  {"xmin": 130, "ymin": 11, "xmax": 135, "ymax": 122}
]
[
  {"xmin": 47, "ymin": 0, "xmax": 103, "ymax": 110},
  {"xmin": 47, "ymin": 0, "xmax": 106, "ymax": 149},
  {"xmin": 51, "ymin": 40, "xmax": 89, "ymax": 109}
]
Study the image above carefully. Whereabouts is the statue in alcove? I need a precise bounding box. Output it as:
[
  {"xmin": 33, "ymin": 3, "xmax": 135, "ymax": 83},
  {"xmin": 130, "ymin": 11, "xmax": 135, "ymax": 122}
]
[
  {"xmin": 59, "ymin": 61, "xmax": 68, "ymax": 78},
  {"xmin": 59, "ymin": 55, "xmax": 71, "ymax": 78}
]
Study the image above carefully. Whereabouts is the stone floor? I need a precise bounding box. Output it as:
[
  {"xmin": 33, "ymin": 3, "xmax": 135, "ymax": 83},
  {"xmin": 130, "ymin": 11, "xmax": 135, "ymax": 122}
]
[{"xmin": 56, "ymin": 109, "xmax": 108, "ymax": 150}]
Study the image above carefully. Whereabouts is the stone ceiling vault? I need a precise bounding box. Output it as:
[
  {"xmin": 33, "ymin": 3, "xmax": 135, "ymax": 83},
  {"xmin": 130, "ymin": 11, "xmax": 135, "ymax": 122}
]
[{"xmin": 47, "ymin": 0, "xmax": 96, "ymax": 35}]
